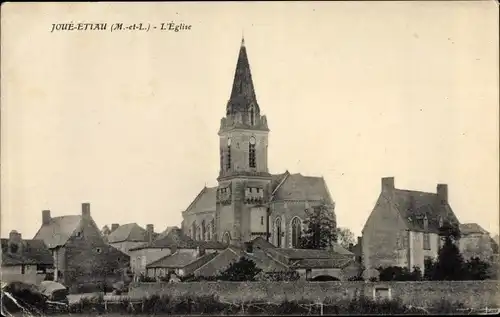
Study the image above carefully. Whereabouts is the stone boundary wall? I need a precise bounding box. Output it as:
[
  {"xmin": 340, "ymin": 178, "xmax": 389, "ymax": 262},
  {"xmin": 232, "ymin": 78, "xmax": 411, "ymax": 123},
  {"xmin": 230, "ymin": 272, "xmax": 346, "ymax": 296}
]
[{"xmin": 128, "ymin": 280, "xmax": 500, "ymax": 309}]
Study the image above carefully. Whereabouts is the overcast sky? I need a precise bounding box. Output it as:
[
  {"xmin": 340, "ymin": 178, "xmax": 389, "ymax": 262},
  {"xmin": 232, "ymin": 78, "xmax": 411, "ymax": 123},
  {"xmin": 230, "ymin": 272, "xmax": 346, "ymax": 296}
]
[{"xmin": 2, "ymin": 1, "xmax": 498, "ymax": 239}]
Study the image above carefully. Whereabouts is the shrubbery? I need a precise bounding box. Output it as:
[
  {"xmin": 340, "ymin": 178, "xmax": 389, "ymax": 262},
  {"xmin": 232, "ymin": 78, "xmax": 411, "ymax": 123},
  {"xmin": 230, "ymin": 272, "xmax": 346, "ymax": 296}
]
[{"xmin": 66, "ymin": 293, "xmax": 470, "ymax": 315}]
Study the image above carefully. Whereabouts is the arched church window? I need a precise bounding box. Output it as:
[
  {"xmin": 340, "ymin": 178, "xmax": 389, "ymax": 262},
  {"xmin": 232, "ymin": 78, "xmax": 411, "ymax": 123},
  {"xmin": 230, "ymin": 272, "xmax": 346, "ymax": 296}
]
[
  {"xmin": 227, "ymin": 138, "xmax": 232, "ymax": 171},
  {"xmin": 249, "ymin": 137, "xmax": 256, "ymax": 168},
  {"xmin": 291, "ymin": 217, "xmax": 302, "ymax": 248},
  {"xmin": 250, "ymin": 105, "xmax": 255, "ymax": 126},
  {"xmin": 274, "ymin": 217, "xmax": 282, "ymax": 248},
  {"xmin": 201, "ymin": 220, "xmax": 206, "ymax": 241},
  {"xmin": 223, "ymin": 232, "xmax": 231, "ymax": 244},
  {"xmin": 191, "ymin": 222, "xmax": 197, "ymax": 240},
  {"xmin": 220, "ymin": 148, "xmax": 223, "ymax": 172}
]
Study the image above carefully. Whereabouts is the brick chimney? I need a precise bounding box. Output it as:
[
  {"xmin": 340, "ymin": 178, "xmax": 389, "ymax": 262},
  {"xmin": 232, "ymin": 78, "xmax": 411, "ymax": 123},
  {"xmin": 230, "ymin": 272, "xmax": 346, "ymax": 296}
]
[
  {"xmin": 437, "ymin": 184, "xmax": 448, "ymax": 205},
  {"xmin": 244, "ymin": 241, "xmax": 253, "ymax": 253},
  {"xmin": 381, "ymin": 177, "xmax": 395, "ymax": 193},
  {"xmin": 8, "ymin": 230, "xmax": 22, "ymax": 254},
  {"xmin": 111, "ymin": 223, "xmax": 119, "ymax": 232},
  {"xmin": 197, "ymin": 245, "xmax": 206, "ymax": 257},
  {"xmin": 146, "ymin": 224, "xmax": 154, "ymax": 243},
  {"xmin": 82, "ymin": 202, "xmax": 91, "ymax": 218},
  {"xmin": 42, "ymin": 210, "xmax": 51, "ymax": 225}
]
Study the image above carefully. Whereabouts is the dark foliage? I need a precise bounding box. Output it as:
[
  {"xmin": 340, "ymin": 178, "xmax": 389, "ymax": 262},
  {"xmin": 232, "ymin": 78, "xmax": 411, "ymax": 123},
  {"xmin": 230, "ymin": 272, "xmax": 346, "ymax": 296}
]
[
  {"xmin": 217, "ymin": 257, "xmax": 262, "ymax": 281},
  {"xmin": 69, "ymin": 281, "xmax": 114, "ymax": 294},
  {"xmin": 137, "ymin": 273, "xmax": 156, "ymax": 283},
  {"xmin": 463, "ymin": 257, "xmax": 491, "ymax": 280},
  {"xmin": 378, "ymin": 266, "xmax": 422, "ymax": 281},
  {"xmin": 64, "ymin": 292, "xmax": 472, "ymax": 315},
  {"xmin": 261, "ymin": 270, "xmax": 301, "ymax": 282},
  {"xmin": 299, "ymin": 202, "xmax": 337, "ymax": 249}
]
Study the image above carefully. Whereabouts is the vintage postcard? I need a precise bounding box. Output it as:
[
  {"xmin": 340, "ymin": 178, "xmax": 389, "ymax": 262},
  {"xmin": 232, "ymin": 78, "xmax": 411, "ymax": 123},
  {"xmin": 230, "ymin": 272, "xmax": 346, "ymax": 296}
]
[{"xmin": 1, "ymin": 1, "xmax": 499, "ymax": 316}]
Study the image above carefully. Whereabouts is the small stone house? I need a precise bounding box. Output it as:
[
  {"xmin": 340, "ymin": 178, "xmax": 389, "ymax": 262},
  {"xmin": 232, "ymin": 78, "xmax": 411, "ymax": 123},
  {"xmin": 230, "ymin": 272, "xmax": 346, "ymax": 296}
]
[
  {"xmin": 459, "ymin": 223, "xmax": 494, "ymax": 262},
  {"xmin": 128, "ymin": 227, "xmax": 226, "ymax": 277},
  {"xmin": 33, "ymin": 202, "xmax": 130, "ymax": 288},
  {"xmin": 193, "ymin": 237, "xmax": 358, "ymax": 281},
  {"xmin": 105, "ymin": 223, "xmax": 157, "ymax": 255},
  {"xmin": 362, "ymin": 177, "xmax": 460, "ymax": 273},
  {"xmin": 1, "ymin": 230, "xmax": 54, "ymax": 285},
  {"xmin": 146, "ymin": 248, "xmax": 219, "ymax": 279}
]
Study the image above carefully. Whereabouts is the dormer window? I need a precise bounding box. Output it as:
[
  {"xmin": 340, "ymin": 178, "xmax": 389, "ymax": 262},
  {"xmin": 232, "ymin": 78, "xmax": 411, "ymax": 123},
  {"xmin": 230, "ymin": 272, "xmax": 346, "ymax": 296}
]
[
  {"xmin": 76, "ymin": 231, "xmax": 82, "ymax": 237},
  {"xmin": 96, "ymin": 247, "xmax": 102, "ymax": 254}
]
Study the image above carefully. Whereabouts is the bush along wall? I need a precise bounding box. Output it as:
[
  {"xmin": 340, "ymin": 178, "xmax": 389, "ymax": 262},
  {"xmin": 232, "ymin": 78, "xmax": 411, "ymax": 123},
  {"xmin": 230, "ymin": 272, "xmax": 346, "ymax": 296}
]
[{"xmin": 66, "ymin": 293, "xmax": 473, "ymax": 315}]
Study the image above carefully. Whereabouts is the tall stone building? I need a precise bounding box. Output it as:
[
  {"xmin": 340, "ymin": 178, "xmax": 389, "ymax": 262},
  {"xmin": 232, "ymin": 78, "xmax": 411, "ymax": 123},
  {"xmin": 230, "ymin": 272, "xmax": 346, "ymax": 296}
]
[{"xmin": 181, "ymin": 38, "xmax": 336, "ymax": 248}]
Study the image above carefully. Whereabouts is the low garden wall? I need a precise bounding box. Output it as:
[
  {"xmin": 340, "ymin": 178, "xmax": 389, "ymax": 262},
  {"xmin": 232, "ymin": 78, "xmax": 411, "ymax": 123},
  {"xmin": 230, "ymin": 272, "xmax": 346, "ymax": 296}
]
[{"xmin": 129, "ymin": 280, "xmax": 500, "ymax": 309}]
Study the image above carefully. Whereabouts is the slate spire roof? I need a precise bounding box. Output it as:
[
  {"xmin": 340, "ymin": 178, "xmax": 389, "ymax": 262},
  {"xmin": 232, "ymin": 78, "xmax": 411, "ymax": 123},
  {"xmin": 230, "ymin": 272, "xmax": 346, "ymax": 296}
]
[{"xmin": 226, "ymin": 36, "xmax": 259, "ymax": 116}]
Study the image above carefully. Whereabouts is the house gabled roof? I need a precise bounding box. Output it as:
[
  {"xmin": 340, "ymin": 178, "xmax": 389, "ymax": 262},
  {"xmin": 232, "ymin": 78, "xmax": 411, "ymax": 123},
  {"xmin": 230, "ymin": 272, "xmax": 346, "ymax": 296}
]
[
  {"xmin": 193, "ymin": 245, "xmax": 288, "ymax": 277},
  {"xmin": 251, "ymin": 237, "xmax": 276, "ymax": 250},
  {"xmin": 107, "ymin": 223, "xmax": 150, "ymax": 243},
  {"xmin": 147, "ymin": 251, "xmax": 218, "ymax": 269},
  {"xmin": 130, "ymin": 228, "xmax": 197, "ymax": 251},
  {"xmin": 130, "ymin": 227, "xmax": 227, "ymax": 252},
  {"xmin": 273, "ymin": 248, "xmax": 351, "ymax": 260},
  {"xmin": 459, "ymin": 223, "xmax": 489, "ymax": 235},
  {"xmin": 392, "ymin": 189, "xmax": 460, "ymax": 234},
  {"xmin": 183, "ymin": 186, "xmax": 217, "ymax": 214},
  {"xmin": 1, "ymin": 239, "xmax": 54, "ymax": 266},
  {"xmin": 290, "ymin": 257, "xmax": 352, "ymax": 269},
  {"xmin": 33, "ymin": 215, "xmax": 82, "ymax": 249},
  {"xmin": 271, "ymin": 173, "xmax": 333, "ymax": 203}
]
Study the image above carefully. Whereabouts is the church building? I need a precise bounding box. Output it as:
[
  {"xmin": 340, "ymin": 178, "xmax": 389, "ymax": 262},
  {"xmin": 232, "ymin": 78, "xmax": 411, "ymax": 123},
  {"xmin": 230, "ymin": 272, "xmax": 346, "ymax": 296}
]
[{"xmin": 181, "ymin": 38, "xmax": 336, "ymax": 249}]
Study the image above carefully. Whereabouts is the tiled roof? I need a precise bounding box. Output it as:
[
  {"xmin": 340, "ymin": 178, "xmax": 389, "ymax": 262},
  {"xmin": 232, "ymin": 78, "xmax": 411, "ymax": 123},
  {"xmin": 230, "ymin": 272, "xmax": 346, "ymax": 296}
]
[
  {"xmin": 33, "ymin": 215, "xmax": 82, "ymax": 249},
  {"xmin": 184, "ymin": 187, "xmax": 217, "ymax": 214},
  {"xmin": 291, "ymin": 257, "xmax": 352, "ymax": 269},
  {"xmin": 459, "ymin": 223, "xmax": 488, "ymax": 235},
  {"xmin": 147, "ymin": 251, "xmax": 217, "ymax": 269},
  {"xmin": 271, "ymin": 173, "xmax": 333, "ymax": 202},
  {"xmin": 234, "ymin": 247, "xmax": 290, "ymax": 272},
  {"xmin": 199, "ymin": 240, "xmax": 228, "ymax": 250},
  {"xmin": 1, "ymin": 239, "xmax": 53, "ymax": 266},
  {"xmin": 274, "ymin": 248, "xmax": 344, "ymax": 260},
  {"xmin": 131, "ymin": 228, "xmax": 198, "ymax": 250},
  {"xmin": 194, "ymin": 248, "xmax": 241, "ymax": 277},
  {"xmin": 493, "ymin": 235, "xmax": 499, "ymax": 245},
  {"xmin": 251, "ymin": 237, "xmax": 276, "ymax": 250},
  {"xmin": 107, "ymin": 223, "xmax": 150, "ymax": 243},
  {"xmin": 194, "ymin": 246, "xmax": 289, "ymax": 277},
  {"xmin": 157, "ymin": 226, "xmax": 180, "ymax": 239},
  {"xmin": 330, "ymin": 243, "xmax": 355, "ymax": 256},
  {"xmin": 270, "ymin": 172, "xmax": 289, "ymax": 194},
  {"xmin": 392, "ymin": 189, "xmax": 459, "ymax": 233}
]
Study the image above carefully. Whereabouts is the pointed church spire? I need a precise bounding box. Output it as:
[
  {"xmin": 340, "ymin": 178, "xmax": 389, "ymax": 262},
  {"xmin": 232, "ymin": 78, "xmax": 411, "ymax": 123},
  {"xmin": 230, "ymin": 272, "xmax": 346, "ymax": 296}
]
[{"xmin": 227, "ymin": 37, "xmax": 258, "ymax": 115}]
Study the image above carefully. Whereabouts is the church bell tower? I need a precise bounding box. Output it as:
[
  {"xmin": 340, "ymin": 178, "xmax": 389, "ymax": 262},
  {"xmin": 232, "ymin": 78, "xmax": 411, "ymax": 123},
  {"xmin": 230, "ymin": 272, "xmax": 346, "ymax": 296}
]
[{"xmin": 215, "ymin": 37, "xmax": 272, "ymax": 245}]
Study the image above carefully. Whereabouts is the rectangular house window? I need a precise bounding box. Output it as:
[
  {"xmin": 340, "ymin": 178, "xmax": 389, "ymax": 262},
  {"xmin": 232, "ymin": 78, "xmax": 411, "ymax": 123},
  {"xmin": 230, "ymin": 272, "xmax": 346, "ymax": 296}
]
[{"xmin": 423, "ymin": 233, "xmax": 430, "ymax": 250}]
